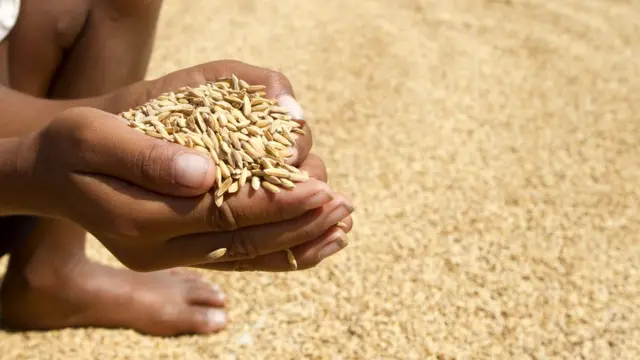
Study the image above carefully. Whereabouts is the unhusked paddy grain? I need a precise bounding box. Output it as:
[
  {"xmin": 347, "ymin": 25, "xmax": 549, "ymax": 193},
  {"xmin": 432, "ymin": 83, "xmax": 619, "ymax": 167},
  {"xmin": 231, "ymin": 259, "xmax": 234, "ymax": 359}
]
[
  {"xmin": 207, "ymin": 248, "xmax": 227, "ymax": 260},
  {"xmin": 285, "ymin": 249, "xmax": 298, "ymax": 270},
  {"xmin": 119, "ymin": 75, "xmax": 324, "ymax": 269},
  {"xmin": 119, "ymin": 75, "xmax": 308, "ymax": 207}
]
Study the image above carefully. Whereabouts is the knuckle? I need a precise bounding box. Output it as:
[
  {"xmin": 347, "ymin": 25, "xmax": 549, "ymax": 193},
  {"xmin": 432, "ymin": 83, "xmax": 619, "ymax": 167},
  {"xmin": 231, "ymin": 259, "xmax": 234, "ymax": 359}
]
[
  {"xmin": 269, "ymin": 201, "xmax": 289, "ymax": 223},
  {"xmin": 133, "ymin": 140, "xmax": 172, "ymax": 185},
  {"xmin": 209, "ymin": 202, "xmax": 240, "ymax": 231},
  {"xmin": 228, "ymin": 230, "xmax": 259, "ymax": 259},
  {"xmin": 295, "ymin": 226, "xmax": 315, "ymax": 245},
  {"xmin": 50, "ymin": 108, "xmax": 90, "ymax": 145}
]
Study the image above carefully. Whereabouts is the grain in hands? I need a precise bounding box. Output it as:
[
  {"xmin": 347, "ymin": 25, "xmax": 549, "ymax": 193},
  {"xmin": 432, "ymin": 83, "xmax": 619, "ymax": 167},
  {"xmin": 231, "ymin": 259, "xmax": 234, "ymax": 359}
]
[
  {"xmin": 119, "ymin": 75, "xmax": 310, "ymax": 269},
  {"xmin": 120, "ymin": 74, "xmax": 309, "ymax": 207}
]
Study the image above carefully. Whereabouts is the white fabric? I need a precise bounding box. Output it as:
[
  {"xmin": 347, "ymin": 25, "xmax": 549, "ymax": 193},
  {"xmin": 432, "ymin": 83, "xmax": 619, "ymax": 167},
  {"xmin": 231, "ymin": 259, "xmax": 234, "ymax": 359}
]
[{"xmin": 0, "ymin": 0, "xmax": 19, "ymax": 42}]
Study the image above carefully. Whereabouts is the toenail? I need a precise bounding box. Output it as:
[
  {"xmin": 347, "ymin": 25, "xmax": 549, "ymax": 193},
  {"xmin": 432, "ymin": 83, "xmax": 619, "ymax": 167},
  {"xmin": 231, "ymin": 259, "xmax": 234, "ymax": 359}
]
[
  {"xmin": 207, "ymin": 309, "xmax": 227, "ymax": 327},
  {"xmin": 211, "ymin": 284, "xmax": 221, "ymax": 292},
  {"xmin": 215, "ymin": 291, "xmax": 226, "ymax": 302}
]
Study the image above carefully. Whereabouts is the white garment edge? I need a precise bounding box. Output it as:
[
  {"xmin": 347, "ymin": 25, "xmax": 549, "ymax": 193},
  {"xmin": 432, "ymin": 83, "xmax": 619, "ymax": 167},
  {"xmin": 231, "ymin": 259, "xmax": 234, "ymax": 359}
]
[{"xmin": 0, "ymin": 0, "xmax": 20, "ymax": 43}]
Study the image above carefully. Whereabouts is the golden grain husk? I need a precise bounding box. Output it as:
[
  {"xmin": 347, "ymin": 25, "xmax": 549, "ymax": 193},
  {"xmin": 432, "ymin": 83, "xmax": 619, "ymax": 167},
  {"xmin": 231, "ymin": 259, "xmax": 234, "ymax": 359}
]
[
  {"xmin": 285, "ymin": 249, "xmax": 298, "ymax": 270},
  {"xmin": 119, "ymin": 75, "xmax": 309, "ymax": 207},
  {"xmin": 208, "ymin": 248, "xmax": 227, "ymax": 260}
]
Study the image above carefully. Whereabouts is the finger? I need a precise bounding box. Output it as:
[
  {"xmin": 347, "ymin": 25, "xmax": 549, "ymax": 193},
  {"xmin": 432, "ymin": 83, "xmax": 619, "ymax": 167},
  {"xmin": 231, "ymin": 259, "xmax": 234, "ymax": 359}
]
[
  {"xmin": 72, "ymin": 173, "xmax": 337, "ymax": 241},
  {"xmin": 194, "ymin": 226, "xmax": 349, "ymax": 272},
  {"xmin": 205, "ymin": 197, "xmax": 353, "ymax": 262},
  {"xmin": 285, "ymin": 121, "xmax": 312, "ymax": 166},
  {"xmin": 154, "ymin": 154, "xmax": 329, "ymax": 236},
  {"xmin": 59, "ymin": 107, "xmax": 215, "ymax": 197},
  {"xmin": 158, "ymin": 177, "xmax": 335, "ymax": 236},
  {"xmin": 200, "ymin": 178, "xmax": 336, "ymax": 232},
  {"xmin": 159, "ymin": 196, "xmax": 354, "ymax": 268},
  {"xmin": 298, "ymin": 153, "xmax": 328, "ymax": 182},
  {"xmin": 106, "ymin": 152, "xmax": 331, "ymax": 238},
  {"xmin": 335, "ymin": 214, "xmax": 354, "ymax": 233}
]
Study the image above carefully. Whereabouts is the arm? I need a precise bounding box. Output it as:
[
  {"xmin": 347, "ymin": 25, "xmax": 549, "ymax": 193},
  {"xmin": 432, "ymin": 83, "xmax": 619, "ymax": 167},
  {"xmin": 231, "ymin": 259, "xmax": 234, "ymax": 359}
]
[
  {"xmin": 0, "ymin": 85, "xmax": 109, "ymax": 214},
  {"xmin": 0, "ymin": 59, "xmax": 353, "ymax": 272},
  {"xmin": 0, "ymin": 85, "xmax": 111, "ymax": 138},
  {"xmin": 0, "ymin": 135, "xmax": 34, "ymax": 215}
]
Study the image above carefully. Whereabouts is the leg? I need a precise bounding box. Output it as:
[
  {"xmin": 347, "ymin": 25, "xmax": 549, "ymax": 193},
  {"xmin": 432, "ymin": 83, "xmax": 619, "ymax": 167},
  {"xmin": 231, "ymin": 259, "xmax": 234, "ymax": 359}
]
[
  {"xmin": 7, "ymin": 0, "xmax": 158, "ymax": 97},
  {"xmin": 2, "ymin": 220, "xmax": 226, "ymax": 335},
  {"xmin": 0, "ymin": 0, "xmax": 227, "ymax": 335}
]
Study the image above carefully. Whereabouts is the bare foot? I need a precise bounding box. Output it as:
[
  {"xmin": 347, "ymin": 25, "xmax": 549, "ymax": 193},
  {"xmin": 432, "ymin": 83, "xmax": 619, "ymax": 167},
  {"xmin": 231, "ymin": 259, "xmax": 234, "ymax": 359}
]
[
  {"xmin": 0, "ymin": 260, "xmax": 227, "ymax": 336},
  {"xmin": 0, "ymin": 220, "xmax": 227, "ymax": 336}
]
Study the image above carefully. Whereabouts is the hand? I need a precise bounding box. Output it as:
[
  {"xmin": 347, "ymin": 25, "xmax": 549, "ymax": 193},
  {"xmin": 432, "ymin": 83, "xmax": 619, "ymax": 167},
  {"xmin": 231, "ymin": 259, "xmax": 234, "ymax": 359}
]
[
  {"xmin": 108, "ymin": 60, "xmax": 311, "ymax": 165},
  {"xmin": 17, "ymin": 61, "xmax": 354, "ymax": 272}
]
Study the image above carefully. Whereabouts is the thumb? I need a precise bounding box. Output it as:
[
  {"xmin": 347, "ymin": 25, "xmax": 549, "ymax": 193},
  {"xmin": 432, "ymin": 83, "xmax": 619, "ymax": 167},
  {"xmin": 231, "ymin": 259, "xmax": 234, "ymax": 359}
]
[{"xmin": 70, "ymin": 107, "xmax": 215, "ymax": 197}]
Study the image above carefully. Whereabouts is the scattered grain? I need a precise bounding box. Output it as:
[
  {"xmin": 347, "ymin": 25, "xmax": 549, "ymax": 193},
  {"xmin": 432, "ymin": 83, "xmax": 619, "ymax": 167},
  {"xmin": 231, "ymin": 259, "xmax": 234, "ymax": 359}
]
[
  {"xmin": 285, "ymin": 249, "xmax": 298, "ymax": 270},
  {"xmin": 207, "ymin": 248, "xmax": 227, "ymax": 260}
]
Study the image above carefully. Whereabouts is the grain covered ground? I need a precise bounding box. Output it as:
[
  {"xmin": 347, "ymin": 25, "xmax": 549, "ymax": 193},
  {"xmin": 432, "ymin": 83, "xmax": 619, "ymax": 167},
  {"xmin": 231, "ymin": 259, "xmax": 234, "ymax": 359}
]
[{"xmin": 1, "ymin": 0, "xmax": 639, "ymax": 359}]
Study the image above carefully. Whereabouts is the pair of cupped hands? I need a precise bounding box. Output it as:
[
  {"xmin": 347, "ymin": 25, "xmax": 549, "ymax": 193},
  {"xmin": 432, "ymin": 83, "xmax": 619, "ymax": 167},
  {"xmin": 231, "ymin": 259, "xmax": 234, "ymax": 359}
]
[{"xmin": 14, "ymin": 60, "xmax": 354, "ymax": 272}]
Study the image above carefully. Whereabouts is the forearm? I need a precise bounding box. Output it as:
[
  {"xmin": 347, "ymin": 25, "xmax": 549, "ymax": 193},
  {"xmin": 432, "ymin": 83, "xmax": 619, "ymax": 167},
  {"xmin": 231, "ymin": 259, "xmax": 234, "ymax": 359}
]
[{"xmin": 0, "ymin": 85, "xmax": 112, "ymax": 138}]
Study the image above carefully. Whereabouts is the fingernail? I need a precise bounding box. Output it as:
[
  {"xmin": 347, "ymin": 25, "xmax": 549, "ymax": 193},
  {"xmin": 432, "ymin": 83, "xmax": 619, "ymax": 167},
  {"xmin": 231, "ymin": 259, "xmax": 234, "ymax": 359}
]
[
  {"xmin": 206, "ymin": 309, "xmax": 227, "ymax": 327},
  {"xmin": 306, "ymin": 190, "xmax": 333, "ymax": 210},
  {"xmin": 174, "ymin": 153, "xmax": 211, "ymax": 188},
  {"xmin": 277, "ymin": 94, "xmax": 305, "ymax": 120},
  {"xmin": 329, "ymin": 202, "xmax": 355, "ymax": 223},
  {"xmin": 343, "ymin": 201, "xmax": 355, "ymax": 213},
  {"xmin": 211, "ymin": 284, "xmax": 221, "ymax": 292},
  {"xmin": 215, "ymin": 291, "xmax": 226, "ymax": 303},
  {"xmin": 319, "ymin": 235, "xmax": 349, "ymax": 260}
]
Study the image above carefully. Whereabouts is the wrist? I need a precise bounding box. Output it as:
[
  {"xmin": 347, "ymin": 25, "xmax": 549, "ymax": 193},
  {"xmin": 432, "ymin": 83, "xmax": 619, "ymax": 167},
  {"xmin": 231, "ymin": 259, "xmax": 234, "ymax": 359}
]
[{"xmin": 0, "ymin": 134, "xmax": 40, "ymax": 216}]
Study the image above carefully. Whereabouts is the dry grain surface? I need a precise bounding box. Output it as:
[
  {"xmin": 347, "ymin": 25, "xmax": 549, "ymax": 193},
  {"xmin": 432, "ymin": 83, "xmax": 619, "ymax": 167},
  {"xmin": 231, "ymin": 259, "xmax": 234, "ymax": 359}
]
[{"xmin": 1, "ymin": 0, "xmax": 639, "ymax": 359}]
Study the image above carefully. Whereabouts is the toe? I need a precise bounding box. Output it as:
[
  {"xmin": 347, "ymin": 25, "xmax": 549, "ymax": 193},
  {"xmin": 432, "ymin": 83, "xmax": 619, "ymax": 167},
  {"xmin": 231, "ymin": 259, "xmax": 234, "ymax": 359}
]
[
  {"xmin": 180, "ymin": 306, "xmax": 227, "ymax": 334},
  {"xmin": 187, "ymin": 283, "xmax": 226, "ymax": 307}
]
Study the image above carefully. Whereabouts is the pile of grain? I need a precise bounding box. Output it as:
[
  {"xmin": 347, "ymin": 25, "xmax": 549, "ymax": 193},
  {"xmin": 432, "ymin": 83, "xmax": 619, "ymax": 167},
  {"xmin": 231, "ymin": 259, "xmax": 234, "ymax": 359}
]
[{"xmin": 119, "ymin": 74, "xmax": 309, "ymax": 207}]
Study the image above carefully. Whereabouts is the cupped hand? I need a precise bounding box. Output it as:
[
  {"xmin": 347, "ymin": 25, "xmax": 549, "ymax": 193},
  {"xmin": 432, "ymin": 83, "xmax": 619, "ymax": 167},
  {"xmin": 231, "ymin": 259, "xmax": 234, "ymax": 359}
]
[
  {"xmin": 18, "ymin": 61, "xmax": 354, "ymax": 272},
  {"xmin": 109, "ymin": 59, "xmax": 313, "ymax": 168}
]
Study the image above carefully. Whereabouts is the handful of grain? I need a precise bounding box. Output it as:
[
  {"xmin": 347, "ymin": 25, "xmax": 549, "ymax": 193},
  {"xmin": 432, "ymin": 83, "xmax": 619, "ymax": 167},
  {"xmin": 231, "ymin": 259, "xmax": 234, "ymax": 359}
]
[{"xmin": 119, "ymin": 74, "xmax": 308, "ymax": 208}]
